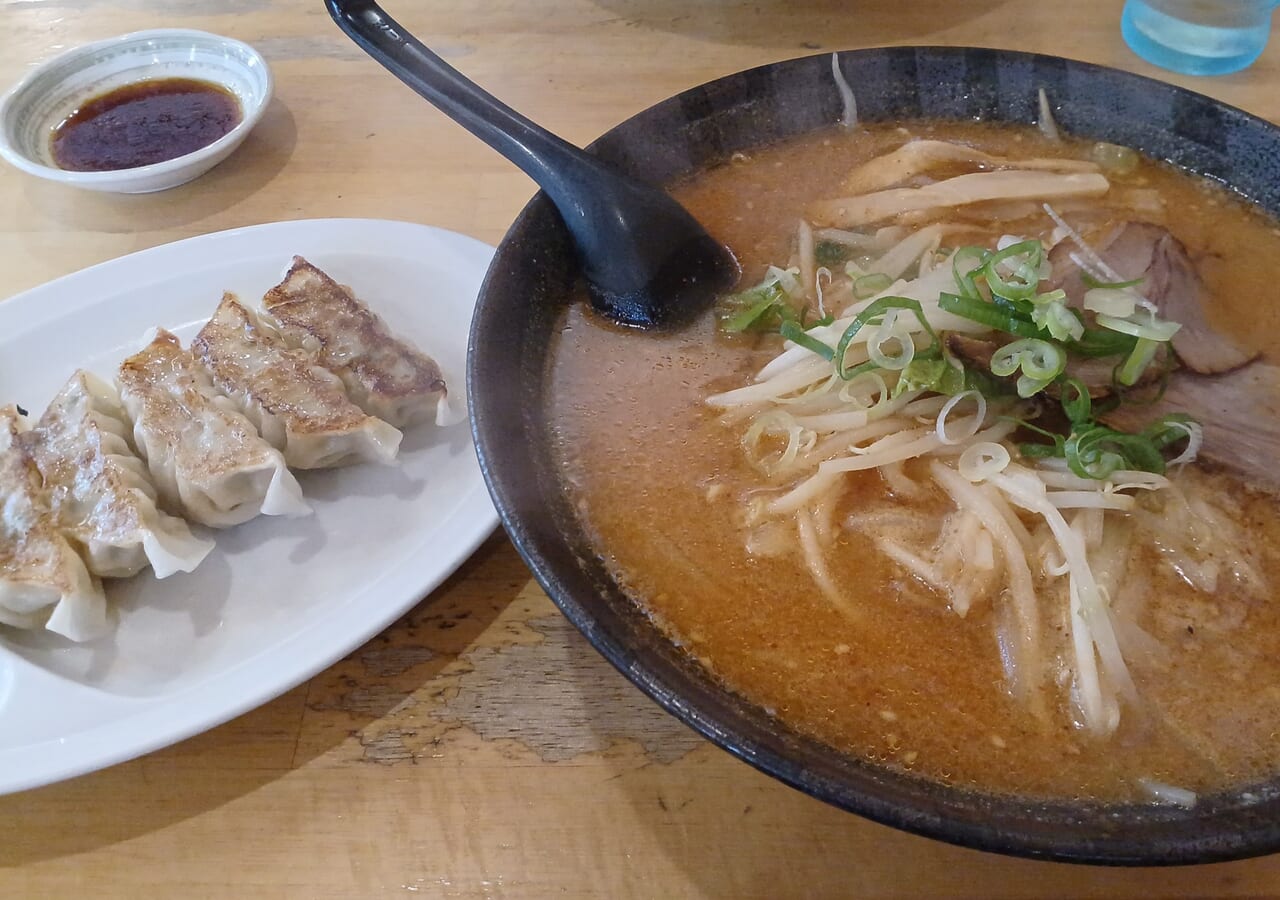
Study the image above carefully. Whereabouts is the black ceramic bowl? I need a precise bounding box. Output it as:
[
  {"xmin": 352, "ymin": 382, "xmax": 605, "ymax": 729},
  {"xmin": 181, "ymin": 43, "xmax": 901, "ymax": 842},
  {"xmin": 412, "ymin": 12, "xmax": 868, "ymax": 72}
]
[{"xmin": 468, "ymin": 47, "xmax": 1280, "ymax": 865}]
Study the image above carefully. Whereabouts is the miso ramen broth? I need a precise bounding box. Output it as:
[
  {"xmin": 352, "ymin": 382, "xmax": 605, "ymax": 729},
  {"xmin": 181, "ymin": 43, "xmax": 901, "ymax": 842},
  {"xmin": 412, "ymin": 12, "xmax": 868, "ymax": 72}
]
[{"xmin": 547, "ymin": 122, "xmax": 1280, "ymax": 803}]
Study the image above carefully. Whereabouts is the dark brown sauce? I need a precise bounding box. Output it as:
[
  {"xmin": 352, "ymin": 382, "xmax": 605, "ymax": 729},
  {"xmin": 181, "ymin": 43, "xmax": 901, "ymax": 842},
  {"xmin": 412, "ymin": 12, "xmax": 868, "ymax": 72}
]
[{"xmin": 50, "ymin": 78, "xmax": 241, "ymax": 172}]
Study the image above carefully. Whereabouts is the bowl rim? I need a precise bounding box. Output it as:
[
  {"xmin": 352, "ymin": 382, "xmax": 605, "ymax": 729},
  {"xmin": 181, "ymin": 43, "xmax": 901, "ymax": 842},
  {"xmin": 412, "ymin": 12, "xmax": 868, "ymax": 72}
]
[
  {"xmin": 0, "ymin": 27, "xmax": 273, "ymax": 187},
  {"xmin": 469, "ymin": 44, "xmax": 1280, "ymax": 866}
]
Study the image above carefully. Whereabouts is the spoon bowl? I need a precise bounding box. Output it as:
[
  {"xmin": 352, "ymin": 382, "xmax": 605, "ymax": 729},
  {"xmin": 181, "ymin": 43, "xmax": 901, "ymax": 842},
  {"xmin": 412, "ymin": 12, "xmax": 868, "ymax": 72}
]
[{"xmin": 325, "ymin": 0, "xmax": 739, "ymax": 328}]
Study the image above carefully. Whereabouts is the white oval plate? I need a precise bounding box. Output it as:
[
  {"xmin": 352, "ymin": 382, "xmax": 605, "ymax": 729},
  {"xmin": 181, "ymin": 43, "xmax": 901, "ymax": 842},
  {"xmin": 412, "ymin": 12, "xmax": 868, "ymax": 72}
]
[{"xmin": 0, "ymin": 218, "xmax": 498, "ymax": 794}]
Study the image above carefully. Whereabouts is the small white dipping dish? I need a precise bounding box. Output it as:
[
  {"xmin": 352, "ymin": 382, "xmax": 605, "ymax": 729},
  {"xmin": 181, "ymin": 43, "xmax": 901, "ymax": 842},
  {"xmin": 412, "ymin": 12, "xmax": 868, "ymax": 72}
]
[{"xmin": 0, "ymin": 29, "xmax": 272, "ymax": 194}]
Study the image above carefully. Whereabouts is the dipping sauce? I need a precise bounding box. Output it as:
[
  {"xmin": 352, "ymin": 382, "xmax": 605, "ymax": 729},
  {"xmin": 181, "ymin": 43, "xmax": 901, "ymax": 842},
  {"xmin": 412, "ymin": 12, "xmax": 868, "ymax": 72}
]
[{"xmin": 50, "ymin": 78, "xmax": 241, "ymax": 172}]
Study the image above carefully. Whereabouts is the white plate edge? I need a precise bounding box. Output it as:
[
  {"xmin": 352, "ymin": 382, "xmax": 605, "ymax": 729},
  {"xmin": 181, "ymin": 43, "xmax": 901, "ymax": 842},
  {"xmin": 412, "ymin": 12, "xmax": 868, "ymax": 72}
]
[{"xmin": 0, "ymin": 218, "xmax": 502, "ymax": 794}]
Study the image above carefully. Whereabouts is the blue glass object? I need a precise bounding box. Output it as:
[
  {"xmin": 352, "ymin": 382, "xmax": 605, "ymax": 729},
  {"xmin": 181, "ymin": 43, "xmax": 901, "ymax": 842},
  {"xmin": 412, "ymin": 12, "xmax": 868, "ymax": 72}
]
[{"xmin": 1122, "ymin": 0, "xmax": 1278, "ymax": 75}]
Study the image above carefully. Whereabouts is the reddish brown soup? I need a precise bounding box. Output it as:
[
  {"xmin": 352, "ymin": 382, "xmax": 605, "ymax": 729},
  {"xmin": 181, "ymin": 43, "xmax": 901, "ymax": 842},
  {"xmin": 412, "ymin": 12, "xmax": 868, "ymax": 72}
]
[{"xmin": 547, "ymin": 123, "xmax": 1280, "ymax": 803}]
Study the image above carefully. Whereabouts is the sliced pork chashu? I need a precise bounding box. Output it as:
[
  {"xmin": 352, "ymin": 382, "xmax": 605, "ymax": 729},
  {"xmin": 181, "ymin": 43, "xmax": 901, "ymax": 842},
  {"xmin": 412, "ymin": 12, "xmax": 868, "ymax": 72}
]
[
  {"xmin": 261, "ymin": 257, "xmax": 448, "ymax": 428},
  {"xmin": 192, "ymin": 293, "xmax": 402, "ymax": 469},
  {"xmin": 1049, "ymin": 221, "xmax": 1258, "ymax": 375},
  {"xmin": 1102, "ymin": 364, "xmax": 1280, "ymax": 491}
]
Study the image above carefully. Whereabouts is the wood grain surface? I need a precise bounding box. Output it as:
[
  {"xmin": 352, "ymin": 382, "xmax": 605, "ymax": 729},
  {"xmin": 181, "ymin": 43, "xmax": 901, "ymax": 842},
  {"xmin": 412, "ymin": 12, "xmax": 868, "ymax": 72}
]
[{"xmin": 3, "ymin": 0, "xmax": 1280, "ymax": 896}]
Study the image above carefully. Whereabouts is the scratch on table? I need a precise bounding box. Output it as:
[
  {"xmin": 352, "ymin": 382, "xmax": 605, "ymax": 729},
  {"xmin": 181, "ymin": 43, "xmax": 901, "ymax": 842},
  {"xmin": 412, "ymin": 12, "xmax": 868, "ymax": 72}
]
[
  {"xmin": 432, "ymin": 615, "xmax": 703, "ymax": 764},
  {"xmin": 312, "ymin": 684, "xmax": 416, "ymax": 719},
  {"xmin": 357, "ymin": 727, "xmax": 417, "ymax": 765},
  {"xmin": 360, "ymin": 645, "xmax": 436, "ymax": 678}
]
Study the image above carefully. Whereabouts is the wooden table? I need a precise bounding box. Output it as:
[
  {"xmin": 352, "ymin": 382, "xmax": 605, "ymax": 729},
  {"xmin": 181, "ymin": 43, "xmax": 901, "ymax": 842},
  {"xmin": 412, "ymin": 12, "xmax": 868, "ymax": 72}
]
[{"xmin": 2, "ymin": 1, "xmax": 1280, "ymax": 896}]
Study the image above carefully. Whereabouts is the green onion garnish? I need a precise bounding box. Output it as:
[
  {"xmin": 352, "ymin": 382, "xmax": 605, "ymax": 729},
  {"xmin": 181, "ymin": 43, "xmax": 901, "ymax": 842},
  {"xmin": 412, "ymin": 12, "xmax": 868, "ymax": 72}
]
[
  {"xmin": 1067, "ymin": 326, "xmax": 1138, "ymax": 358},
  {"xmin": 1144, "ymin": 413, "xmax": 1197, "ymax": 452},
  {"xmin": 989, "ymin": 338, "xmax": 1066, "ymax": 398},
  {"xmin": 1058, "ymin": 376, "xmax": 1092, "ymax": 425},
  {"xmin": 853, "ymin": 272, "xmax": 893, "ymax": 300},
  {"xmin": 982, "ymin": 239, "xmax": 1043, "ymax": 302},
  {"xmin": 834, "ymin": 297, "xmax": 940, "ymax": 381},
  {"xmin": 895, "ymin": 357, "xmax": 949, "ymax": 396},
  {"xmin": 719, "ymin": 282, "xmax": 788, "ymax": 333},
  {"xmin": 1065, "ymin": 426, "xmax": 1166, "ymax": 479},
  {"xmin": 1116, "ymin": 336, "xmax": 1159, "ymax": 386},
  {"xmin": 779, "ymin": 320, "xmax": 835, "ymax": 361},
  {"xmin": 1096, "ymin": 311, "xmax": 1181, "ymax": 342},
  {"xmin": 1081, "ymin": 272, "xmax": 1145, "ymax": 290},
  {"xmin": 938, "ymin": 292, "xmax": 1043, "ymax": 338},
  {"xmin": 1012, "ymin": 417, "xmax": 1067, "ymax": 459},
  {"xmin": 1030, "ymin": 292, "xmax": 1085, "ymax": 342},
  {"xmin": 952, "ymin": 246, "xmax": 991, "ymax": 301}
]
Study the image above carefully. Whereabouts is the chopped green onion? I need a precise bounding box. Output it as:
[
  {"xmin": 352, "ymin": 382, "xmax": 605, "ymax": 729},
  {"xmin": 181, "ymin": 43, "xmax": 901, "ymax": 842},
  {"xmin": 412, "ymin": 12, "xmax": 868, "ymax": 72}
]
[
  {"xmin": 765, "ymin": 265, "xmax": 803, "ymax": 297},
  {"xmin": 991, "ymin": 293, "xmax": 1035, "ymax": 317},
  {"xmin": 1065, "ymin": 427, "xmax": 1138, "ymax": 479},
  {"xmin": 1096, "ymin": 311, "xmax": 1181, "ymax": 342},
  {"xmin": 779, "ymin": 320, "xmax": 835, "ymax": 360},
  {"xmin": 952, "ymin": 246, "xmax": 991, "ymax": 301},
  {"xmin": 982, "ymin": 239, "xmax": 1043, "ymax": 302},
  {"xmin": 1083, "ymin": 287, "xmax": 1139, "ymax": 318},
  {"xmin": 1068, "ymin": 427, "xmax": 1166, "ymax": 478},
  {"xmin": 853, "ymin": 272, "xmax": 893, "ymax": 299},
  {"xmin": 1081, "ymin": 272, "xmax": 1145, "ymax": 290},
  {"xmin": 808, "ymin": 312, "xmax": 835, "ymax": 329},
  {"xmin": 1011, "ymin": 417, "xmax": 1067, "ymax": 459},
  {"xmin": 1029, "ymin": 288, "xmax": 1068, "ymax": 306},
  {"xmin": 938, "ymin": 292, "xmax": 1043, "ymax": 338},
  {"xmin": 1068, "ymin": 326, "xmax": 1138, "ymax": 358},
  {"xmin": 1152, "ymin": 414, "xmax": 1198, "ymax": 458},
  {"xmin": 1018, "ymin": 441, "xmax": 1062, "ymax": 459},
  {"xmin": 938, "ymin": 357, "xmax": 969, "ymax": 395},
  {"xmin": 1116, "ymin": 336, "xmax": 1159, "ymax": 386},
  {"xmin": 1144, "ymin": 413, "xmax": 1197, "ymax": 452},
  {"xmin": 1031, "ymin": 295, "xmax": 1085, "ymax": 342},
  {"xmin": 1023, "ymin": 412, "xmax": 1195, "ymax": 480},
  {"xmin": 719, "ymin": 283, "xmax": 787, "ymax": 332},
  {"xmin": 737, "ymin": 234, "xmax": 1204, "ymax": 485},
  {"xmin": 990, "ymin": 338, "xmax": 1066, "ymax": 397},
  {"xmin": 1058, "ymin": 377, "xmax": 1092, "ymax": 425},
  {"xmin": 895, "ymin": 357, "xmax": 948, "ymax": 396},
  {"xmin": 866, "ymin": 310, "xmax": 917, "ymax": 371},
  {"xmin": 963, "ymin": 365, "xmax": 1015, "ymax": 398},
  {"xmin": 834, "ymin": 297, "xmax": 939, "ymax": 381}
]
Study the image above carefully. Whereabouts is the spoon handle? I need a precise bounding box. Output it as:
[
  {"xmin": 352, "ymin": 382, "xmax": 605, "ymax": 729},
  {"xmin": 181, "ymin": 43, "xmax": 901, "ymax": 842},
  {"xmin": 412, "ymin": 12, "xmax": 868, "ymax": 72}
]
[{"xmin": 325, "ymin": 0, "xmax": 602, "ymax": 195}]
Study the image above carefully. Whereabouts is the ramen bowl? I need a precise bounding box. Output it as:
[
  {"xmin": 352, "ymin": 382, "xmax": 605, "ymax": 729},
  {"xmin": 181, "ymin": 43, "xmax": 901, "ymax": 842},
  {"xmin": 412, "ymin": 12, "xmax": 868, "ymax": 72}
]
[{"xmin": 467, "ymin": 47, "xmax": 1280, "ymax": 865}]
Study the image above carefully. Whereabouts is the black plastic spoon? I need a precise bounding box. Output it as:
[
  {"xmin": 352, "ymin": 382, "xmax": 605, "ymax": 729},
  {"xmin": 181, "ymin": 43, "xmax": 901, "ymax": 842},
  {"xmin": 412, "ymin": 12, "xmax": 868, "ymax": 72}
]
[{"xmin": 325, "ymin": 0, "xmax": 740, "ymax": 328}]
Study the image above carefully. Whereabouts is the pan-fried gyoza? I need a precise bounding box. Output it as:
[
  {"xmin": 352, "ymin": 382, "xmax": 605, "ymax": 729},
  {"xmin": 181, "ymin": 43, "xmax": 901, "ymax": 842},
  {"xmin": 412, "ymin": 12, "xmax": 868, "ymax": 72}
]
[
  {"xmin": 22, "ymin": 370, "xmax": 214, "ymax": 578},
  {"xmin": 192, "ymin": 293, "xmax": 402, "ymax": 469},
  {"xmin": 263, "ymin": 257, "xmax": 450, "ymax": 428},
  {"xmin": 0, "ymin": 259, "xmax": 448, "ymax": 643},
  {"xmin": 0, "ymin": 405, "xmax": 108, "ymax": 641}
]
